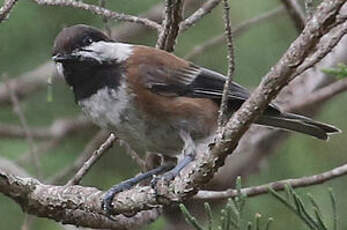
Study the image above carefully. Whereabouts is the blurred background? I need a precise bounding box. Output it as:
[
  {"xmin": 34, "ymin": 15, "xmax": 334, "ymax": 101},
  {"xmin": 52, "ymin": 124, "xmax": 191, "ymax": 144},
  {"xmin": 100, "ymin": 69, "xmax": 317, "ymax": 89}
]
[{"xmin": 0, "ymin": 0, "xmax": 346, "ymax": 229}]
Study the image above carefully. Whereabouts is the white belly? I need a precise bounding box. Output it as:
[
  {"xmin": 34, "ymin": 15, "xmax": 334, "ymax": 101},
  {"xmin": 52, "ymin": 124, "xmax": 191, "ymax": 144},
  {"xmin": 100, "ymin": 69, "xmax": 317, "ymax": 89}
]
[{"xmin": 78, "ymin": 85, "xmax": 184, "ymax": 155}]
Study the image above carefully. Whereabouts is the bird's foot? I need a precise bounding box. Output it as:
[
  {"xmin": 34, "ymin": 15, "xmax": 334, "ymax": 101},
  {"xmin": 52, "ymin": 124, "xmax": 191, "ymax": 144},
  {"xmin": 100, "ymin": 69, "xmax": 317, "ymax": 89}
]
[{"xmin": 101, "ymin": 181, "xmax": 133, "ymax": 217}]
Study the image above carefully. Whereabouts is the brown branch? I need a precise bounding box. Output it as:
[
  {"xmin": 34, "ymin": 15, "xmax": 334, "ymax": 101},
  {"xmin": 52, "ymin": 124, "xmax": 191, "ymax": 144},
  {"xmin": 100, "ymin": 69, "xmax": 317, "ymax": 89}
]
[
  {"xmin": 214, "ymin": 29, "xmax": 347, "ymax": 188},
  {"xmin": 156, "ymin": 0, "xmax": 184, "ymax": 51},
  {"xmin": 218, "ymin": 0, "xmax": 235, "ymax": 126},
  {"xmin": 2, "ymin": 160, "xmax": 347, "ymax": 228},
  {"xmin": 180, "ymin": 0, "xmax": 222, "ymax": 32},
  {"xmin": 293, "ymin": 24, "xmax": 347, "ymax": 79},
  {"xmin": 0, "ymin": 157, "xmax": 30, "ymax": 177},
  {"xmin": 65, "ymin": 133, "xmax": 116, "ymax": 186},
  {"xmin": 0, "ymin": 0, "xmax": 18, "ymax": 23},
  {"xmin": 184, "ymin": 6, "xmax": 285, "ymax": 60},
  {"xmin": 281, "ymin": 0, "xmax": 306, "ymax": 32},
  {"xmin": 33, "ymin": 0, "xmax": 161, "ymax": 32},
  {"xmin": 0, "ymin": 0, "xmax": 19, "ymax": 23},
  {"xmin": 170, "ymin": 0, "xmax": 346, "ymax": 201},
  {"xmin": 0, "ymin": 170, "xmax": 161, "ymax": 229},
  {"xmin": 195, "ymin": 162, "xmax": 347, "ymax": 200}
]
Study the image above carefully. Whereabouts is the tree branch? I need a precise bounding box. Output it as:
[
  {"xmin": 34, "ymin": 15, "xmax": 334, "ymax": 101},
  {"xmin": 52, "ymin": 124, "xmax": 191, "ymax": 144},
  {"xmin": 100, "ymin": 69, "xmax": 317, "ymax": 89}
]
[
  {"xmin": 0, "ymin": 0, "xmax": 19, "ymax": 23},
  {"xmin": 32, "ymin": 0, "xmax": 161, "ymax": 32},
  {"xmin": 65, "ymin": 133, "xmax": 116, "ymax": 186},
  {"xmin": 195, "ymin": 163, "xmax": 347, "ymax": 200},
  {"xmin": 174, "ymin": 0, "xmax": 347, "ymax": 200},
  {"xmin": 180, "ymin": 0, "xmax": 221, "ymax": 32},
  {"xmin": 214, "ymin": 30, "xmax": 347, "ymax": 189},
  {"xmin": 2, "ymin": 161, "xmax": 347, "ymax": 228},
  {"xmin": 218, "ymin": 0, "xmax": 235, "ymax": 126},
  {"xmin": 0, "ymin": 170, "xmax": 161, "ymax": 229},
  {"xmin": 156, "ymin": 0, "xmax": 184, "ymax": 51}
]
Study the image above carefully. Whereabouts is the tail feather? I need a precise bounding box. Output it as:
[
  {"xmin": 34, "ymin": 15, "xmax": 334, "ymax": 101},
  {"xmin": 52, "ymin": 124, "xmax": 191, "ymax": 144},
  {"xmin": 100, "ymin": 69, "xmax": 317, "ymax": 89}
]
[{"xmin": 255, "ymin": 112, "xmax": 341, "ymax": 140}]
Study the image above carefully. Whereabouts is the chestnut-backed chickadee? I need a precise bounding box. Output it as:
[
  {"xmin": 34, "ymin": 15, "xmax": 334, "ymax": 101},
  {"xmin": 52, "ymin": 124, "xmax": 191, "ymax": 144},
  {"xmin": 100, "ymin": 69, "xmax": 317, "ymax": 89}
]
[{"xmin": 52, "ymin": 24, "xmax": 340, "ymax": 214}]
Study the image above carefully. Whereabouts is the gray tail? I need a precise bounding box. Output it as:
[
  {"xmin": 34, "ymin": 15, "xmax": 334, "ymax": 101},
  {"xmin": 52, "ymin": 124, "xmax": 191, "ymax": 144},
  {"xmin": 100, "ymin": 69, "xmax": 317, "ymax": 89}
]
[{"xmin": 256, "ymin": 112, "xmax": 341, "ymax": 140}]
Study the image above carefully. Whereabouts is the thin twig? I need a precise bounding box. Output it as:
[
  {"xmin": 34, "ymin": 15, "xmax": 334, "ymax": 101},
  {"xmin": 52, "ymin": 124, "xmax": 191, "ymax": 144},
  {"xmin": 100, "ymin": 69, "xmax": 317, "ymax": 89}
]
[
  {"xmin": 281, "ymin": 0, "xmax": 306, "ymax": 32},
  {"xmin": 0, "ymin": 0, "xmax": 19, "ymax": 23},
  {"xmin": 156, "ymin": 0, "xmax": 184, "ymax": 51},
  {"xmin": 33, "ymin": 0, "xmax": 161, "ymax": 32},
  {"xmin": 293, "ymin": 21, "xmax": 347, "ymax": 79},
  {"xmin": 21, "ymin": 214, "xmax": 34, "ymax": 230},
  {"xmin": 195, "ymin": 163, "xmax": 347, "ymax": 200},
  {"xmin": 65, "ymin": 133, "xmax": 117, "ymax": 186},
  {"xmin": 184, "ymin": 6, "xmax": 285, "ymax": 60},
  {"xmin": 218, "ymin": 0, "xmax": 235, "ymax": 127},
  {"xmin": 156, "ymin": 0, "xmax": 173, "ymax": 49},
  {"xmin": 180, "ymin": 0, "xmax": 222, "ymax": 32},
  {"xmin": 5, "ymin": 76, "xmax": 42, "ymax": 179}
]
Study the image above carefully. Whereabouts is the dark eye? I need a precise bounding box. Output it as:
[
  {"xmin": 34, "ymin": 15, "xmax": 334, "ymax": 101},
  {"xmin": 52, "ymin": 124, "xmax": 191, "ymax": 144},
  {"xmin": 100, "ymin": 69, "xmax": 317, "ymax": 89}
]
[{"xmin": 82, "ymin": 36, "xmax": 93, "ymax": 46}]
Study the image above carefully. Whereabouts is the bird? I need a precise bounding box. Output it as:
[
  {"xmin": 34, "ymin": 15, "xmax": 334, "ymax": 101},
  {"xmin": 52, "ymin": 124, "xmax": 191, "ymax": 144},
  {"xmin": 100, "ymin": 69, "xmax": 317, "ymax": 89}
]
[{"xmin": 52, "ymin": 24, "xmax": 340, "ymax": 214}]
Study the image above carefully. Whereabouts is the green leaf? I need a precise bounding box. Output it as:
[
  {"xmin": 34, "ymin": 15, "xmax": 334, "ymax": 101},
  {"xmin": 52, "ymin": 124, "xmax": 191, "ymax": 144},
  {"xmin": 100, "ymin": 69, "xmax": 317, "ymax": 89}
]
[
  {"xmin": 322, "ymin": 63, "xmax": 347, "ymax": 79},
  {"xmin": 328, "ymin": 188, "xmax": 338, "ymax": 230},
  {"xmin": 204, "ymin": 202, "xmax": 213, "ymax": 230}
]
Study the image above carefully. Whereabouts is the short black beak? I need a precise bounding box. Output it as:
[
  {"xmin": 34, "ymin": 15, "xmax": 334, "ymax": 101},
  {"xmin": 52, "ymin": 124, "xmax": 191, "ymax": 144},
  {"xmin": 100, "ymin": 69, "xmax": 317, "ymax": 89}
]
[{"xmin": 52, "ymin": 53, "xmax": 79, "ymax": 63}]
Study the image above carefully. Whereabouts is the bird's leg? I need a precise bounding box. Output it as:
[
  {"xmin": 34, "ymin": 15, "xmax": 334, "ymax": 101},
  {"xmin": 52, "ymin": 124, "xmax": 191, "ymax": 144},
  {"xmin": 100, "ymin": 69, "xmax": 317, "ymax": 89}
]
[
  {"xmin": 102, "ymin": 162, "xmax": 175, "ymax": 215},
  {"xmin": 151, "ymin": 130, "xmax": 196, "ymax": 187}
]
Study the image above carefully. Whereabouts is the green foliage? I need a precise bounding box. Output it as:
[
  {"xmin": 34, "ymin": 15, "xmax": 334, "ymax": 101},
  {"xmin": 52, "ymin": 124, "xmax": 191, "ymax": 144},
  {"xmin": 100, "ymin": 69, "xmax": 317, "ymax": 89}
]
[
  {"xmin": 322, "ymin": 63, "xmax": 347, "ymax": 79},
  {"xmin": 180, "ymin": 177, "xmax": 273, "ymax": 230},
  {"xmin": 269, "ymin": 185, "xmax": 338, "ymax": 230},
  {"xmin": 181, "ymin": 182, "xmax": 339, "ymax": 230}
]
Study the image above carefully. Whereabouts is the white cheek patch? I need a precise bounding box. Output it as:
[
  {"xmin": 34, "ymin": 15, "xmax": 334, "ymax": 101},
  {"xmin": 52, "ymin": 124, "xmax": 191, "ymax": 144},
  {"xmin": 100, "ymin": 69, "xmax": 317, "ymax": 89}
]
[{"xmin": 77, "ymin": 41, "xmax": 133, "ymax": 63}]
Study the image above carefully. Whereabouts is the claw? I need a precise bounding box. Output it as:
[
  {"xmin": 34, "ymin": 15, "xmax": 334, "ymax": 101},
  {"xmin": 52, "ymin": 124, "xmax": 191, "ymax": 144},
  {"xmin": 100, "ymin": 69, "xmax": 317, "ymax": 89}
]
[{"xmin": 101, "ymin": 164, "xmax": 173, "ymax": 215}]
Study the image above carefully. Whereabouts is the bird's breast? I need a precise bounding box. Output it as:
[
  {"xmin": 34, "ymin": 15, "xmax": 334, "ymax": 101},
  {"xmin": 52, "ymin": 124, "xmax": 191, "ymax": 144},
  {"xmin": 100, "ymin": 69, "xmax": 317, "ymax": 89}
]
[{"xmin": 78, "ymin": 83, "xmax": 186, "ymax": 155}]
